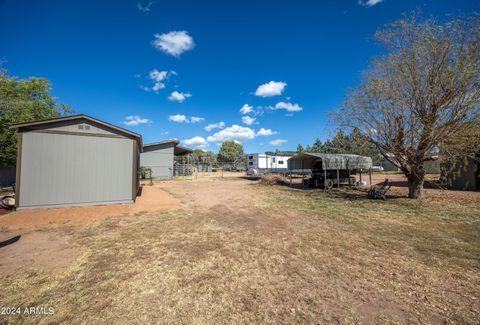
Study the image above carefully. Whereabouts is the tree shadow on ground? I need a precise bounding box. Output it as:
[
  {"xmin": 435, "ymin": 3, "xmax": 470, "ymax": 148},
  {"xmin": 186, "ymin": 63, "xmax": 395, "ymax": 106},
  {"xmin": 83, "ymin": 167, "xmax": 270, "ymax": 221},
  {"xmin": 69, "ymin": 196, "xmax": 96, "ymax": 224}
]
[{"xmin": 285, "ymin": 183, "xmax": 406, "ymax": 201}]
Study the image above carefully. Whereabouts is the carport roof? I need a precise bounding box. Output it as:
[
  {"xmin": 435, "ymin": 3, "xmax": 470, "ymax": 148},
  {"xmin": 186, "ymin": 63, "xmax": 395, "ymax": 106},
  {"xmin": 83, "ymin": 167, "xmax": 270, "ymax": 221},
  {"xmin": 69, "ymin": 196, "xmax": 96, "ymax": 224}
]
[{"xmin": 290, "ymin": 152, "xmax": 373, "ymax": 170}]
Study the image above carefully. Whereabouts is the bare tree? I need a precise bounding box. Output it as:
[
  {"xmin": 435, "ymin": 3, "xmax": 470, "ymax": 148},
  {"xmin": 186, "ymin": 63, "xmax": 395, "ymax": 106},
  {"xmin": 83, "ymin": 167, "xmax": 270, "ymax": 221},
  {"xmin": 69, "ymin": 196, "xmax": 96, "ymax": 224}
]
[{"xmin": 337, "ymin": 13, "xmax": 480, "ymax": 199}]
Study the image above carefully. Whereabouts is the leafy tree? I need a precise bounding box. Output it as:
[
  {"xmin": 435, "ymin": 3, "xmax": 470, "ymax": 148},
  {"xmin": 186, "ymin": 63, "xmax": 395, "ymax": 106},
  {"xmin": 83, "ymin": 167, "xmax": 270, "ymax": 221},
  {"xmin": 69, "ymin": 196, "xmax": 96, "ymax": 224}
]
[
  {"xmin": 0, "ymin": 70, "xmax": 72, "ymax": 166},
  {"xmin": 349, "ymin": 128, "xmax": 383, "ymax": 162},
  {"xmin": 217, "ymin": 141, "xmax": 244, "ymax": 163},
  {"xmin": 192, "ymin": 149, "xmax": 217, "ymax": 164},
  {"xmin": 309, "ymin": 138, "xmax": 325, "ymax": 153},
  {"xmin": 296, "ymin": 144, "xmax": 304, "ymax": 154},
  {"xmin": 337, "ymin": 13, "xmax": 480, "ymax": 199},
  {"xmin": 302, "ymin": 129, "xmax": 383, "ymax": 161},
  {"xmin": 330, "ymin": 130, "xmax": 349, "ymax": 153}
]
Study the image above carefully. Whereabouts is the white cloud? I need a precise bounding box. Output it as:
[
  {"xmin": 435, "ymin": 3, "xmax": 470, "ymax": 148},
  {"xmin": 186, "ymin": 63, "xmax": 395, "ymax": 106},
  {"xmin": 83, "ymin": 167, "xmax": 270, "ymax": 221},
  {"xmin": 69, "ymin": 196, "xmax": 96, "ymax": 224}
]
[
  {"xmin": 123, "ymin": 115, "xmax": 151, "ymax": 126},
  {"xmin": 152, "ymin": 31, "xmax": 195, "ymax": 57},
  {"xmin": 359, "ymin": 0, "xmax": 383, "ymax": 6},
  {"xmin": 168, "ymin": 91, "xmax": 192, "ymax": 103},
  {"xmin": 168, "ymin": 114, "xmax": 188, "ymax": 123},
  {"xmin": 182, "ymin": 136, "xmax": 208, "ymax": 149},
  {"xmin": 204, "ymin": 121, "xmax": 225, "ymax": 132},
  {"xmin": 149, "ymin": 69, "xmax": 168, "ymax": 82},
  {"xmin": 168, "ymin": 114, "xmax": 204, "ymax": 123},
  {"xmin": 147, "ymin": 69, "xmax": 175, "ymax": 93},
  {"xmin": 242, "ymin": 115, "xmax": 256, "ymax": 126},
  {"xmin": 152, "ymin": 82, "xmax": 165, "ymax": 92},
  {"xmin": 256, "ymin": 128, "xmax": 278, "ymax": 136},
  {"xmin": 255, "ymin": 81, "xmax": 287, "ymax": 97},
  {"xmin": 137, "ymin": 1, "xmax": 155, "ymax": 12},
  {"xmin": 190, "ymin": 116, "xmax": 204, "ymax": 123},
  {"xmin": 207, "ymin": 125, "xmax": 256, "ymax": 143},
  {"xmin": 274, "ymin": 101, "xmax": 303, "ymax": 112},
  {"xmin": 269, "ymin": 139, "xmax": 287, "ymax": 147},
  {"xmin": 240, "ymin": 104, "xmax": 253, "ymax": 115}
]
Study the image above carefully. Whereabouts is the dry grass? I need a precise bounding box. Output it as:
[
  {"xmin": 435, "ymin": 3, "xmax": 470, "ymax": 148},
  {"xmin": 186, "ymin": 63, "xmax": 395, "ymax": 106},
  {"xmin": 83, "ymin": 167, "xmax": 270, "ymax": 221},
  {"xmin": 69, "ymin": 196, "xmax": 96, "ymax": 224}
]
[
  {"xmin": 0, "ymin": 180, "xmax": 479, "ymax": 324},
  {"xmin": 260, "ymin": 174, "xmax": 288, "ymax": 186}
]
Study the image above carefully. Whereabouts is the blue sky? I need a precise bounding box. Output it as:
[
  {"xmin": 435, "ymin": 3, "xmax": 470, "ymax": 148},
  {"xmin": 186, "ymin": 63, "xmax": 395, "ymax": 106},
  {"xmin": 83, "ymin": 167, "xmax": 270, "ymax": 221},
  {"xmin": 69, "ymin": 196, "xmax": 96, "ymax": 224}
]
[{"xmin": 1, "ymin": 0, "xmax": 478, "ymax": 152}]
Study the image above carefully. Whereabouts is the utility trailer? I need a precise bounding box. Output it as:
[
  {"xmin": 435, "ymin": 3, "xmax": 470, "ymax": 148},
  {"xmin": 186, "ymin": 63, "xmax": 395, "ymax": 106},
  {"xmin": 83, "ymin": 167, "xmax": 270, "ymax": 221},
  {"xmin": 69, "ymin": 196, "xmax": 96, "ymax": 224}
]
[{"xmin": 287, "ymin": 153, "xmax": 373, "ymax": 189}]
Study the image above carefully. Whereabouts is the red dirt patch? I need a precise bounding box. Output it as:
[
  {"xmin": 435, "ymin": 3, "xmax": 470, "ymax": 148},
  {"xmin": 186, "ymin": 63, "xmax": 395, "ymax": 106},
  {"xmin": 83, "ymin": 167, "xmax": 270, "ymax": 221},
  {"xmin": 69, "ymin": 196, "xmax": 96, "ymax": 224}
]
[
  {"xmin": 0, "ymin": 231, "xmax": 77, "ymax": 274},
  {"xmin": 0, "ymin": 185, "xmax": 180, "ymax": 231}
]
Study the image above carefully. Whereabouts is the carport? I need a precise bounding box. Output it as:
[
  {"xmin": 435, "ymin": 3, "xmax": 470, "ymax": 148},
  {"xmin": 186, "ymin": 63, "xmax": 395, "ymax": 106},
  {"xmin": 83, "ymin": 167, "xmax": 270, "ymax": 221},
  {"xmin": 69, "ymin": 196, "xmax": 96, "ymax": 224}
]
[{"xmin": 288, "ymin": 153, "xmax": 373, "ymax": 189}]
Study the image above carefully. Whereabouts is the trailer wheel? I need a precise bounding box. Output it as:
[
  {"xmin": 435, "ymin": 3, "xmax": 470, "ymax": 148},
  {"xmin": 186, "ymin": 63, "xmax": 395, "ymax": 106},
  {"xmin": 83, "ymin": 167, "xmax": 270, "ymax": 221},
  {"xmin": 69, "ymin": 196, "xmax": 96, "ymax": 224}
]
[{"xmin": 325, "ymin": 179, "xmax": 334, "ymax": 190}]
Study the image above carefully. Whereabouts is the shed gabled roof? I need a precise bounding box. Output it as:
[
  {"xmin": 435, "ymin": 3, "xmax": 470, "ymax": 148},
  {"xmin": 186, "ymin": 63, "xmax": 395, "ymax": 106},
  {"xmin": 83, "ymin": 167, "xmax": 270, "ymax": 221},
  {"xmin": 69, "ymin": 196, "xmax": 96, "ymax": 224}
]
[{"xmin": 10, "ymin": 114, "xmax": 142, "ymax": 146}]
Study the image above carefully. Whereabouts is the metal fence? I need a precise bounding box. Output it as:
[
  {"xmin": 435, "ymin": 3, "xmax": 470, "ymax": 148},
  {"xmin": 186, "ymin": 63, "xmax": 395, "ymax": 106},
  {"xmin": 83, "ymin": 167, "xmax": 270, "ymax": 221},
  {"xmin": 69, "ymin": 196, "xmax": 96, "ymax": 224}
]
[{"xmin": 173, "ymin": 164, "xmax": 194, "ymax": 177}]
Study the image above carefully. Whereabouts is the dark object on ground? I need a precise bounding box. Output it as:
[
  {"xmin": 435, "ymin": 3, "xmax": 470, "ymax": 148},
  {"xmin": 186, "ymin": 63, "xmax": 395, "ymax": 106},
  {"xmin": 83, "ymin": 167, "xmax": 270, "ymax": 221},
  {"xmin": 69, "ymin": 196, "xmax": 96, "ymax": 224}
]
[
  {"xmin": 306, "ymin": 162, "xmax": 356, "ymax": 189},
  {"xmin": 0, "ymin": 195, "xmax": 16, "ymax": 209},
  {"xmin": 368, "ymin": 179, "xmax": 392, "ymax": 200},
  {"xmin": 0, "ymin": 235, "xmax": 21, "ymax": 248}
]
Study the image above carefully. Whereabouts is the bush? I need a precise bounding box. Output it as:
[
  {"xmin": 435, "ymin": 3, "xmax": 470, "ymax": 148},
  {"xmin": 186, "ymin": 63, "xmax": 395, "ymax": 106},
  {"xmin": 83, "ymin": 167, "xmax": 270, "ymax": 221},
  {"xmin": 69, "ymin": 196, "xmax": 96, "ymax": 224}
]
[{"xmin": 260, "ymin": 174, "xmax": 287, "ymax": 186}]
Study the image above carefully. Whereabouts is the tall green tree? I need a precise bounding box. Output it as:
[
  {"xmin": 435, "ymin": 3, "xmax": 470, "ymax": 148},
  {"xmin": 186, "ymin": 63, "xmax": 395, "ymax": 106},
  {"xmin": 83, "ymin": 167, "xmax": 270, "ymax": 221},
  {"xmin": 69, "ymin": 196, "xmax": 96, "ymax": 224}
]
[
  {"xmin": 217, "ymin": 141, "xmax": 244, "ymax": 163},
  {"xmin": 296, "ymin": 144, "xmax": 304, "ymax": 154},
  {"xmin": 0, "ymin": 70, "xmax": 72, "ymax": 166},
  {"xmin": 337, "ymin": 13, "xmax": 480, "ymax": 199}
]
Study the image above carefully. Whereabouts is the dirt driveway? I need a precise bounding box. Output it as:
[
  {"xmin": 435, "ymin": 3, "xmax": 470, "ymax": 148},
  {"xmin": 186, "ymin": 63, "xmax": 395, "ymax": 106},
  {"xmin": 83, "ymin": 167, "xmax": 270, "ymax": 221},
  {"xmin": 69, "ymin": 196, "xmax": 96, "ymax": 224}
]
[{"xmin": 162, "ymin": 172, "xmax": 259, "ymax": 210}]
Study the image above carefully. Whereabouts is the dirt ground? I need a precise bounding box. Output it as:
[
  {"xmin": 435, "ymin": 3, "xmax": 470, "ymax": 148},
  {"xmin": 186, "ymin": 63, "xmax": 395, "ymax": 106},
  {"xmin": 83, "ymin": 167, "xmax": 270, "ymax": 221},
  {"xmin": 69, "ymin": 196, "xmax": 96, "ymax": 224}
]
[
  {"xmin": 0, "ymin": 172, "xmax": 479, "ymax": 324},
  {"xmin": 0, "ymin": 231, "xmax": 76, "ymax": 274},
  {"xmin": 0, "ymin": 183, "xmax": 180, "ymax": 230}
]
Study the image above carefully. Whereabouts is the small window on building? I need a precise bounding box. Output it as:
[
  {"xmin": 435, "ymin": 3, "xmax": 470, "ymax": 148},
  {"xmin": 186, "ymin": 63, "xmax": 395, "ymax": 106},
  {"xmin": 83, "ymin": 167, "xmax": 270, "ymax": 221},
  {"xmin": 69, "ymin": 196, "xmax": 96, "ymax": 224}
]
[
  {"xmin": 272, "ymin": 157, "xmax": 276, "ymax": 163},
  {"xmin": 84, "ymin": 125, "xmax": 91, "ymax": 130},
  {"xmin": 278, "ymin": 161, "xmax": 284, "ymax": 165},
  {"xmin": 78, "ymin": 125, "xmax": 84, "ymax": 130},
  {"xmin": 249, "ymin": 155, "xmax": 253, "ymax": 160},
  {"xmin": 249, "ymin": 161, "xmax": 253, "ymax": 165}
]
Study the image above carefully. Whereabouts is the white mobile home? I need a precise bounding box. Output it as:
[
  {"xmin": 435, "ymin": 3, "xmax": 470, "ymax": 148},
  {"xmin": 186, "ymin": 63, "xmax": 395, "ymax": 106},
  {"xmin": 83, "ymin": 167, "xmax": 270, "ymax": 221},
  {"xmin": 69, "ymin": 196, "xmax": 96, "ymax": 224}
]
[{"xmin": 246, "ymin": 153, "xmax": 291, "ymax": 175}]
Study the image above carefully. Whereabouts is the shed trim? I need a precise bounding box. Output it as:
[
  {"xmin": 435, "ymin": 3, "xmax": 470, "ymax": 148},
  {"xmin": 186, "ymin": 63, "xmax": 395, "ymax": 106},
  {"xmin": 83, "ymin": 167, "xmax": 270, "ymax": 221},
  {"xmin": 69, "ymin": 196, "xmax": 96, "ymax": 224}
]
[
  {"xmin": 132, "ymin": 140, "xmax": 138, "ymax": 201},
  {"xmin": 144, "ymin": 140, "xmax": 180, "ymax": 147},
  {"xmin": 14, "ymin": 133, "xmax": 22, "ymax": 208},
  {"xmin": 30, "ymin": 129, "xmax": 128, "ymax": 140}
]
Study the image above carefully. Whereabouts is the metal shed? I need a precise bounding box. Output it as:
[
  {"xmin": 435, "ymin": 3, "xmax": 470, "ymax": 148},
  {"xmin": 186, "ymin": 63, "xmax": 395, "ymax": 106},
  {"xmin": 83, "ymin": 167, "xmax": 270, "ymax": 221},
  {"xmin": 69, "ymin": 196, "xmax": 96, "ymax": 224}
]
[
  {"xmin": 11, "ymin": 115, "xmax": 142, "ymax": 209},
  {"xmin": 141, "ymin": 140, "xmax": 192, "ymax": 179}
]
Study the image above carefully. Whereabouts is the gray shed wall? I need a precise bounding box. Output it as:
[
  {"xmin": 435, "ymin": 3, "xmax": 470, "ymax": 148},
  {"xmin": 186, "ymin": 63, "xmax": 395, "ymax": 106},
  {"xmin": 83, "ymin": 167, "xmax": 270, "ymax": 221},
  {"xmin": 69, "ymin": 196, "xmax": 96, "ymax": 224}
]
[
  {"xmin": 140, "ymin": 143, "xmax": 174, "ymax": 179},
  {"xmin": 18, "ymin": 131, "xmax": 135, "ymax": 209}
]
